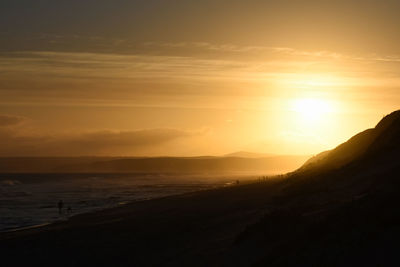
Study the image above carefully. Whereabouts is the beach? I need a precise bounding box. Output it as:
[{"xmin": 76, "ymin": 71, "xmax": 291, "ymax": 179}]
[
  {"xmin": 0, "ymin": 173, "xmax": 241, "ymax": 232},
  {"xmin": 0, "ymin": 179, "xmax": 283, "ymax": 266}
]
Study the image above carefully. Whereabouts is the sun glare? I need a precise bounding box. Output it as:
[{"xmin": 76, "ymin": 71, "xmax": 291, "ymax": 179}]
[{"xmin": 291, "ymin": 98, "xmax": 333, "ymax": 124}]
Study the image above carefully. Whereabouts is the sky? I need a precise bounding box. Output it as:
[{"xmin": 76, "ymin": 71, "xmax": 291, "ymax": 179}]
[{"xmin": 0, "ymin": 0, "xmax": 399, "ymax": 156}]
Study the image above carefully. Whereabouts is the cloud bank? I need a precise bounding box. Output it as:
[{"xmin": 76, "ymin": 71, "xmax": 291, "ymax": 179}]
[
  {"xmin": 0, "ymin": 115, "xmax": 25, "ymax": 127},
  {"xmin": 0, "ymin": 126, "xmax": 202, "ymax": 156}
]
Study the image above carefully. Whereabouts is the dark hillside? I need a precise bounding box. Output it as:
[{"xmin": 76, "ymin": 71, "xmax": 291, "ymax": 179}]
[
  {"xmin": 228, "ymin": 110, "xmax": 400, "ymax": 266},
  {"xmin": 299, "ymin": 110, "xmax": 400, "ymax": 173}
]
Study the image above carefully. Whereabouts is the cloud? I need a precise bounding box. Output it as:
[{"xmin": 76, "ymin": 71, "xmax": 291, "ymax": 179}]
[
  {"xmin": 0, "ymin": 48, "xmax": 342, "ymax": 104},
  {"xmin": 0, "ymin": 51, "xmax": 249, "ymax": 85},
  {"xmin": 1, "ymin": 44, "xmax": 400, "ymax": 110},
  {"xmin": 0, "ymin": 127, "xmax": 204, "ymax": 156},
  {"xmin": 143, "ymin": 42, "xmax": 344, "ymax": 59},
  {"xmin": 64, "ymin": 128, "xmax": 196, "ymax": 149},
  {"xmin": 0, "ymin": 115, "xmax": 25, "ymax": 127}
]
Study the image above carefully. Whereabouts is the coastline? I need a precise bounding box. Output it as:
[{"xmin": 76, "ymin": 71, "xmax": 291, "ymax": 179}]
[
  {"xmin": 0, "ymin": 182, "xmax": 244, "ymax": 237},
  {"xmin": 0, "ymin": 173, "xmax": 242, "ymax": 234},
  {"xmin": 0, "ymin": 180, "xmax": 277, "ymax": 266}
]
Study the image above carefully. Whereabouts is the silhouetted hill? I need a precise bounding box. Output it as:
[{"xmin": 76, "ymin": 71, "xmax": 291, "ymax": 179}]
[
  {"xmin": 0, "ymin": 155, "xmax": 309, "ymax": 174},
  {"xmin": 0, "ymin": 157, "xmax": 112, "ymax": 173},
  {"xmin": 224, "ymin": 151, "xmax": 274, "ymax": 158},
  {"xmin": 0, "ymin": 157, "xmax": 127, "ymax": 173},
  {"xmin": 299, "ymin": 110, "xmax": 400, "ymax": 173},
  {"xmin": 57, "ymin": 155, "xmax": 309, "ymax": 174},
  {"xmin": 230, "ymin": 110, "xmax": 400, "ymax": 266}
]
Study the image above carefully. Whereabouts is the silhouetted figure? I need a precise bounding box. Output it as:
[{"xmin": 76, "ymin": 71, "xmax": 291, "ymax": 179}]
[
  {"xmin": 58, "ymin": 200, "xmax": 64, "ymax": 214},
  {"xmin": 67, "ymin": 206, "xmax": 72, "ymax": 214},
  {"xmin": 236, "ymin": 180, "xmax": 240, "ymax": 185}
]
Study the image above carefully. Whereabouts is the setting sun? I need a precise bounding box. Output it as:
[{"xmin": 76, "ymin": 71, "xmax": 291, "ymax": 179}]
[{"xmin": 292, "ymin": 98, "xmax": 334, "ymax": 124}]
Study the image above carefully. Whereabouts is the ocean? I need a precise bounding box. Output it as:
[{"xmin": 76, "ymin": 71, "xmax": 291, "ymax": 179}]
[{"xmin": 0, "ymin": 173, "xmax": 242, "ymax": 232}]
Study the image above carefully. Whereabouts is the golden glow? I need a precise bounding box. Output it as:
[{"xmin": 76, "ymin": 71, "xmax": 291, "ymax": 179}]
[
  {"xmin": 291, "ymin": 98, "xmax": 334, "ymax": 125},
  {"xmin": 289, "ymin": 74, "xmax": 342, "ymax": 88},
  {"xmin": 0, "ymin": 49, "xmax": 397, "ymax": 156}
]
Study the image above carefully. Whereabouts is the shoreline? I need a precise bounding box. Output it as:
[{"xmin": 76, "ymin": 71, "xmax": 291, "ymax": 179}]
[
  {"xmin": 1, "ymin": 222, "xmax": 52, "ymax": 233},
  {"xmin": 0, "ymin": 181, "xmax": 241, "ymax": 235}
]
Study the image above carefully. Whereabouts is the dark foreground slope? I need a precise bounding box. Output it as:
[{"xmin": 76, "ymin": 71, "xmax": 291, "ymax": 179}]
[
  {"xmin": 232, "ymin": 110, "xmax": 400, "ymax": 266},
  {"xmin": 1, "ymin": 111, "xmax": 400, "ymax": 267}
]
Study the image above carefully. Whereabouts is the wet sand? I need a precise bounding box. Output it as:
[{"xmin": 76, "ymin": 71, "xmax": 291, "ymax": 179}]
[{"xmin": 0, "ymin": 180, "xmax": 285, "ymax": 266}]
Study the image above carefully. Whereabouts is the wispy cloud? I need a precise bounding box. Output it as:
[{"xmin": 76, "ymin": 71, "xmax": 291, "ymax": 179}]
[
  {"xmin": 1, "ymin": 44, "xmax": 400, "ymax": 109},
  {"xmin": 0, "ymin": 51, "xmax": 248, "ymax": 80},
  {"xmin": 143, "ymin": 41, "xmax": 344, "ymax": 59}
]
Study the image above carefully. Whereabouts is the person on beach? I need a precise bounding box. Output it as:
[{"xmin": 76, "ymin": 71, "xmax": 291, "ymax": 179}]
[{"xmin": 58, "ymin": 200, "xmax": 64, "ymax": 214}]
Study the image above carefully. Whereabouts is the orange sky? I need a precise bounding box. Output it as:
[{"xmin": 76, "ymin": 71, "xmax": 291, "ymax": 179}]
[{"xmin": 0, "ymin": 0, "xmax": 399, "ymax": 156}]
